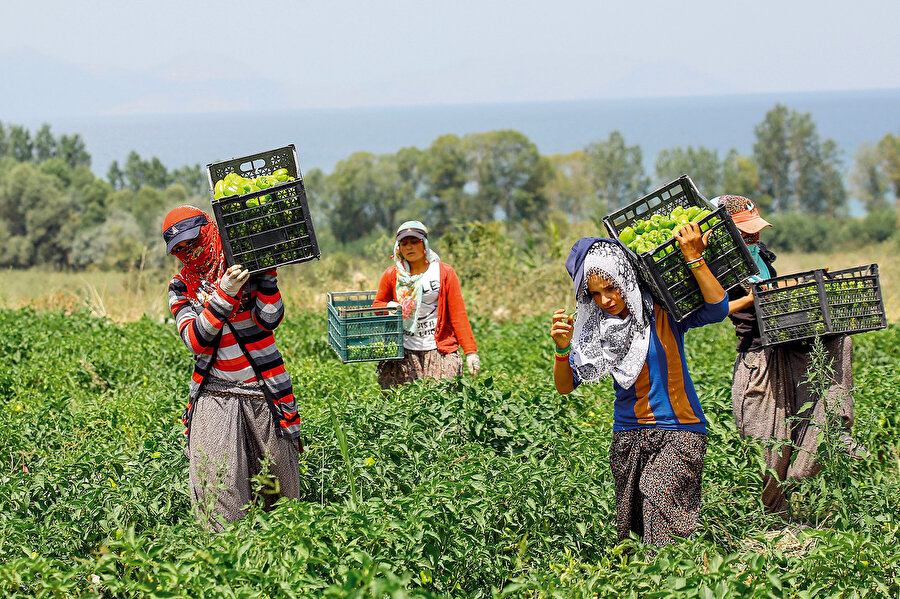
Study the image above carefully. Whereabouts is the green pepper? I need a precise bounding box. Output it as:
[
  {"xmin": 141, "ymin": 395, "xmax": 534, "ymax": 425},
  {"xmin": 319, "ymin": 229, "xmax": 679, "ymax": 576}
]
[
  {"xmin": 223, "ymin": 181, "xmax": 242, "ymax": 197},
  {"xmin": 619, "ymin": 227, "xmax": 636, "ymax": 245}
]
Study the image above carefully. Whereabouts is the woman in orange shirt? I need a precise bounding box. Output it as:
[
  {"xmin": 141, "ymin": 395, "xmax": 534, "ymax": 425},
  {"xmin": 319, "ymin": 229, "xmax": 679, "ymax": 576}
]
[{"xmin": 373, "ymin": 220, "xmax": 480, "ymax": 389}]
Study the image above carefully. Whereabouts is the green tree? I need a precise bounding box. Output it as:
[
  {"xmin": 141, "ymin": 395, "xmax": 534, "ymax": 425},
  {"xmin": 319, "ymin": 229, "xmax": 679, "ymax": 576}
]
[
  {"xmin": 464, "ymin": 130, "xmax": 551, "ymax": 225},
  {"xmin": 326, "ymin": 152, "xmax": 391, "ymax": 244},
  {"xmin": 852, "ymin": 142, "xmax": 890, "ymax": 213},
  {"xmin": 33, "ymin": 124, "xmax": 57, "ymax": 162},
  {"xmin": 303, "ymin": 167, "xmax": 330, "ymax": 229},
  {"xmin": 169, "ymin": 163, "xmax": 206, "ymax": 197},
  {"xmin": 392, "ymin": 146, "xmax": 430, "ymax": 224},
  {"xmin": 876, "ymin": 132, "xmax": 900, "ymax": 227},
  {"xmin": 7, "ymin": 125, "xmax": 33, "ymax": 162},
  {"xmin": 544, "ymin": 150, "xmax": 594, "ymax": 222},
  {"xmin": 584, "ymin": 131, "xmax": 649, "ymax": 214},
  {"xmin": 71, "ymin": 210, "xmax": 145, "ymax": 270},
  {"xmin": 0, "ymin": 162, "xmax": 76, "ymax": 267},
  {"xmin": 654, "ymin": 146, "xmax": 721, "ymax": 197},
  {"xmin": 107, "ymin": 160, "xmax": 125, "ymax": 191},
  {"xmin": 123, "ymin": 151, "xmax": 169, "ymax": 191},
  {"xmin": 78, "ymin": 179, "xmax": 114, "ymax": 229},
  {"xmin": 720, "ymin": 150, "xmax": 762, "ymax": 205},
  {"xmin": 57, "ymin": 133, "xmax": 91, "ymax": 169},
  {"xmin": 423, "ymin": 134, "xmax": 470, "ymax": 235},
  {"xmin": 753, "ymin": 104, "xmax": 846, "ymax": 215}
]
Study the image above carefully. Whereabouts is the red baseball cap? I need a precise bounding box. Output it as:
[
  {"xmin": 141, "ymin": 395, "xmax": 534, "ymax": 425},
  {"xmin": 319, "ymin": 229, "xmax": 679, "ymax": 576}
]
[
  {"xmin": 715, "ymin": 195, "xmax": 772, "ymax": 234},
  {"xmin": 162, "ymin": 206, "xmax": 209, "ymax": 254}
]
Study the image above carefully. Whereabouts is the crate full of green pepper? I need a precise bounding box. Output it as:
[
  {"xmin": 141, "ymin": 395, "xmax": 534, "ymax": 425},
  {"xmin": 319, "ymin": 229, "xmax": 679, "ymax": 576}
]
[
  {"xmin": 603, "ymin": 175, "xmax": 759, "ymax": 321},
  {"xmin": 327, "ymin": 291, "xmax": 404, "ymax": 363},
  {"xmin": 207, "ymin": 145, "xmax": 320, "ymax": 275},
  {"xmin": 751, "ymin": 263, "xmax": 887, "ymax": 346}
]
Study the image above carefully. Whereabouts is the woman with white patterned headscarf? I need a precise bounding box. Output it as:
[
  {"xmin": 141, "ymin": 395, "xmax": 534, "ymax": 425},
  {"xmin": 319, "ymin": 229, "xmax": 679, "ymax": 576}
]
[
  {"xmin": 373, "ymin": 220, "xmax": 479, "ymax": 389},
  {"xmin": 550, "ymin": 222, "xmax": 728, "ymax": 549}
]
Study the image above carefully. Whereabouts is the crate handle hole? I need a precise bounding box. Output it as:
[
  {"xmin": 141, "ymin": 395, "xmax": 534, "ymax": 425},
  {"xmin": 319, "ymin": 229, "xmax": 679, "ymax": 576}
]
[{"xmin": 240, "ymin": 159, "xmax": 267, "ymax": 174}]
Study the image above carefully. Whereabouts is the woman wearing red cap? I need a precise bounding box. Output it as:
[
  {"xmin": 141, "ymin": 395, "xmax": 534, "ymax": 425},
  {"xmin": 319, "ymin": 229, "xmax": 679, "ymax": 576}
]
[
  {"xmin": 373, "ymin": 220, "xmax": 480, "ymax": 389},
  {"xmin": 717, "ymin": 195, "xmax": 864, "ymax": 519},
  {"xmin": 162, "ymin": 205, "xmax": 302, "ymax": 531}
]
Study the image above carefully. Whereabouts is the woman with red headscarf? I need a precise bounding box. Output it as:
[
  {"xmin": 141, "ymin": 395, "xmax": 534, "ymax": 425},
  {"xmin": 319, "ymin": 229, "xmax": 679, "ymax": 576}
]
[{"xmin": 163, "ymin": 205, "xmax": 302, "ymax": 532}]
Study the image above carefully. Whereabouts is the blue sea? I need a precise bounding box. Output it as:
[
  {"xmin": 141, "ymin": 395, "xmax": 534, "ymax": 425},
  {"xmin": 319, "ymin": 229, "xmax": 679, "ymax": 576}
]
[{"xmin": 26, "ymin": 89, "xmax": 900, "ymax": 186}]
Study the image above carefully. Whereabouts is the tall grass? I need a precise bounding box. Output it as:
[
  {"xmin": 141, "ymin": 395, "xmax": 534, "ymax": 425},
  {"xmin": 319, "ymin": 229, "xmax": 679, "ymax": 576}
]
[{"xmin": 1, "ymin": 237, "xmax": 897, "ymax": 324}]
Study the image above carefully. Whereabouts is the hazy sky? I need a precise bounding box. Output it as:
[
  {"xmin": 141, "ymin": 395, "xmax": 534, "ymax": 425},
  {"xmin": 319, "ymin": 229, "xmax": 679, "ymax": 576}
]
[{"xmin": 3, "ymin": 0, "xmax": 900, "ymax": 112}]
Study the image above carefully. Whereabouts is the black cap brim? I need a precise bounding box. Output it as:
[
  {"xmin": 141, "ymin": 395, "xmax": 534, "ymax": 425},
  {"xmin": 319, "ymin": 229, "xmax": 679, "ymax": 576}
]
[
  {"xmin": 166, "ymin": 226, "xmax": 203, "ymax": 254},
  {"xmin": 397, "ymin": 228, "xmax": 426, "ymax": 241}
]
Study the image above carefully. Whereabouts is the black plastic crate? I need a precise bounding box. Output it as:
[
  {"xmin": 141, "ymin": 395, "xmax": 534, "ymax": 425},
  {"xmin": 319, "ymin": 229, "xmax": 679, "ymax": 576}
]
[
  {"xmin": 752, "ymin": 263, "xmax": 886, "ymax": 346},
  {"xmin": 207, "ymin": 145, "xmax": 320, "ymax": 275},
  {"xmin": 207, "ymin": 145, "xmax": 301, "ymax": 187},
  {"xmin": 327, "ymin": 291, "xmax": 404, "ymax": 363},
  {"xmin": 602, "ymin": 175, "xmax": 759, "ymax": 321}
]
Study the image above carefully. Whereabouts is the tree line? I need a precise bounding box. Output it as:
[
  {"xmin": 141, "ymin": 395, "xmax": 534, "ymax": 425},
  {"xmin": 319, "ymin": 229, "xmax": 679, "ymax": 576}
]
[{"xmin": 0, "ymin": 104, "xmax": 898, "ymax": 271}]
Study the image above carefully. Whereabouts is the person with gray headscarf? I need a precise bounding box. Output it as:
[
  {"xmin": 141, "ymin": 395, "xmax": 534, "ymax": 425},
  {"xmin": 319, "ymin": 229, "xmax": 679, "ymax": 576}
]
[
  {"xmin": 550, "ymin": 222, "xmax": 728, "ymax": 548},
  {"xmin": 374, "ymin": 220, "xmax": 480, "ymax": 389}
]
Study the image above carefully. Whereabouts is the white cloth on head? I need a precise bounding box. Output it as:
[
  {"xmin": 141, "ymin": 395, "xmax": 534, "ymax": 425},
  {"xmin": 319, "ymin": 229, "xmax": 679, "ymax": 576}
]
[{"xmin": 571, "ymin": 241, "xmax": 653, "ymax": 389}]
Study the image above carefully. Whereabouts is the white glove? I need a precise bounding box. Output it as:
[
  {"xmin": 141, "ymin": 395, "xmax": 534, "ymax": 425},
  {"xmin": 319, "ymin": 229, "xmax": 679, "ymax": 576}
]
[
  {"xmin": 386, "ymin": 301, "xmax": 400, "ymax": 309},
  {"xmin": 219, "ymin": 264, "xmax": 250, "ymax": 297},
  {"xmin": 466, "ymin": 353, "xmax": 481, "ymax": 377}
]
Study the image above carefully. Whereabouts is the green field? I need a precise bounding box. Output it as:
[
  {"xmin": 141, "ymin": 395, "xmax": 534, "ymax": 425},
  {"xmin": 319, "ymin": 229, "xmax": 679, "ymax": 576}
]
[{"xmin": 1, "ymin": 305, "xmax": 898, "ymax": 597}]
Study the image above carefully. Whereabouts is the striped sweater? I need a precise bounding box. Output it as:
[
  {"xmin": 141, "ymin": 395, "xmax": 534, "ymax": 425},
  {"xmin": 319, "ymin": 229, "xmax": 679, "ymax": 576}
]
[{"xmin": 168, "ymin": 269, "xmax": 301, "ymax": 440}]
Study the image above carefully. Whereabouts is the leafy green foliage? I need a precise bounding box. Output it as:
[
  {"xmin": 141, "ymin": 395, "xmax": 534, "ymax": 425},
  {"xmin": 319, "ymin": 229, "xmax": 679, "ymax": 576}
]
[{"xmin": 0, "ymin": 306, "xmax": 897, "ymax": 597}]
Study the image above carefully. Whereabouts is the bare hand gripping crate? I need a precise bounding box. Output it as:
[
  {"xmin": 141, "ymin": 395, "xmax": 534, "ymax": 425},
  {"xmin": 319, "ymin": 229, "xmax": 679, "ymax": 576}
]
[
  {"xmin": 206, "ymin": 145, "xmax": 320, "ymax": 275},
  {"xmin": 751, "ymin": 263, "xmax": 886, "ymax": 346},
  {"xmin": 602, "ymin": 175, "xmax": 759, "ymax": 321},
  {"xmin": 327, "ymin": 291, "xmax": 404, "ymax": 363}
]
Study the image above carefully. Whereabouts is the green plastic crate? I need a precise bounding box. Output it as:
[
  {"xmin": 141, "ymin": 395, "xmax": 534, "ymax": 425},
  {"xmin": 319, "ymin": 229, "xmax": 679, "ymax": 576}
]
[{"xmin": 327, "ymin": 291, "xmax": 404, "ymax": 363}]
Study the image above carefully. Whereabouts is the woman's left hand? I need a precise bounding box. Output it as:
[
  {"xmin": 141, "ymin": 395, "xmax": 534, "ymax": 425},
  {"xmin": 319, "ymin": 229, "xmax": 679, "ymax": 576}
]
[
  {"xmin": 466, "ymin": 353, "xmax": 481, "ymax": 377},
  {"xmin": 673, "ymin": 221, "xmax": 711, "ymax": 262}
]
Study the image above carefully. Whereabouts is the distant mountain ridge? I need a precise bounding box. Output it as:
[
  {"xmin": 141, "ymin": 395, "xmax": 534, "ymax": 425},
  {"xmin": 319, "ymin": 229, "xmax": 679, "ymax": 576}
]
[
  {"xmin": 0, "ymin": 47, "xmax": 292, "ymax": 118},
  {"xmin": 0, "ymin": 46, "xmax": 803, "ymax": 120}
]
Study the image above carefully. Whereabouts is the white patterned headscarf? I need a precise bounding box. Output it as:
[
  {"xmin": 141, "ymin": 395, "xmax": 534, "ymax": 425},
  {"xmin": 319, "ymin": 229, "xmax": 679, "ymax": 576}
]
[{"xmin": 567, "ymin": 238, "xmax": 654, "ymax": 389}]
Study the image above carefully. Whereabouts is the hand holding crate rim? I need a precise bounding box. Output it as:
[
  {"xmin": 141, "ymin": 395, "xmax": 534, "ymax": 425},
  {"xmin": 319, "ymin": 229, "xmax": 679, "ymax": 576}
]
[{"xmin": 602, "ymin": 175, "xmax": 758, "ymax": 321}]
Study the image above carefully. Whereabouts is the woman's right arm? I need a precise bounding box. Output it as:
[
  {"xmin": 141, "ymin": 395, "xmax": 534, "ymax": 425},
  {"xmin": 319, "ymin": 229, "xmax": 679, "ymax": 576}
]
[
  {"xmin": 372, "ymin": 267, "xmax": 396, "ymax": 308},
  {"xmin": 728, "ymin": 289, "xmax": 755, "ymax": 315},
  {"xmin": 168, "ymin": 278, "xmax": 238, "ymax": 353},
  {"xmin": 551, "ymin": 309, "xmax": 576, "ymax": 394}
]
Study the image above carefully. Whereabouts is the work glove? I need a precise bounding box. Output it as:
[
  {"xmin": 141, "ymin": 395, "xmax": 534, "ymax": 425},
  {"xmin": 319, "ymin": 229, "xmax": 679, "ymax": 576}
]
[
  {"xmin": 466, "ymin": 353, "xmax": 481, "ymax": 378},
  {"xmin": 386, "ymin": 301, "xmax": 401, "ymax": 309},
  {"xmin": 219, "ymin": 264, "xmax": 250, "ymax": 297}
]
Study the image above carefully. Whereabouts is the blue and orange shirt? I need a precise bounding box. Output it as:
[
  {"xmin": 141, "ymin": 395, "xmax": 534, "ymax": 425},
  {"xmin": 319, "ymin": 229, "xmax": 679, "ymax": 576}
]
[{"xmin": 572, "ymin": 297, "xmax": 728, "ymax": 434}]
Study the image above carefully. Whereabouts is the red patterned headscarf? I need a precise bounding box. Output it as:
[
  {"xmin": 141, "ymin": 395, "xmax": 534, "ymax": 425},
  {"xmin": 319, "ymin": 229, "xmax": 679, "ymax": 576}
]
[{"xmin": 164, "ymin": 206, "xmax": 227, "ymax": 303}]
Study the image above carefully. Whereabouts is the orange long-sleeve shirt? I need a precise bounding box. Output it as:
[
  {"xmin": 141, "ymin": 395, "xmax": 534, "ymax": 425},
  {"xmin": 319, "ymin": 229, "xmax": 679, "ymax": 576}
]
[{"xmin": 374, "ymin": 262, "xmax": 477, "ymax": 355}]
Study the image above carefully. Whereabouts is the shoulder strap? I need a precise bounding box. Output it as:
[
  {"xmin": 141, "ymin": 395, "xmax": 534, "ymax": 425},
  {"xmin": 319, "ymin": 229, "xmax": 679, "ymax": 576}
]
[{"xmin": 226, "ymin": 323, "xmax": 284, "ymax": 423}]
